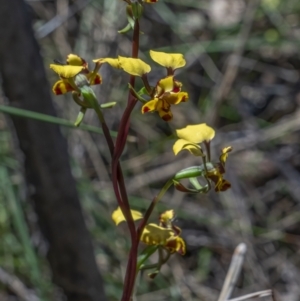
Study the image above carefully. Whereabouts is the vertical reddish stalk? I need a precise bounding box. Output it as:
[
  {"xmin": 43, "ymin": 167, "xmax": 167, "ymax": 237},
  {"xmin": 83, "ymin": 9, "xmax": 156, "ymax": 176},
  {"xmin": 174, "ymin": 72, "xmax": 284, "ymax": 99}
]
[{"xmin": 110, "ymin": 19, "xmax": 140, "ymax": 301}]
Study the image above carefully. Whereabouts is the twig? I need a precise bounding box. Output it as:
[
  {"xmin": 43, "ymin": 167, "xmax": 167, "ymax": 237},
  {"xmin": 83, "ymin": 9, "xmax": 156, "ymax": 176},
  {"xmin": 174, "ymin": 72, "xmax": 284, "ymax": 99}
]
[
  {"xmin": 0, "ymin": 267, "xmax": 40, "ymax": 301},
  {"xmin": 227, "ymin": 109, "xmax": 300, "ymax": 153},
  {"xmin": 217, "ymin": 243, "xmax": 247, "ymax": 301},
  {"xmin": 226, "ymin": 289, "xmax": 273, "ymax": 301},
  {"xmin": 234, "ymin": 55, "xmax": 298, "ymax": 83},
  {"xmin": 36, "ymin": 0, "xmax": 90, "ymax": 39}
]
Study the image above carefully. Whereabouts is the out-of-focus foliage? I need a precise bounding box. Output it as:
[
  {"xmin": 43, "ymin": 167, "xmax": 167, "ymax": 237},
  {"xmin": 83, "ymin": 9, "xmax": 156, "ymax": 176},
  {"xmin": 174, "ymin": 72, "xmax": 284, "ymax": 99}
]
[{"xmin": 1, "ymin": 0, "xmax": 300, "ymax": 300}]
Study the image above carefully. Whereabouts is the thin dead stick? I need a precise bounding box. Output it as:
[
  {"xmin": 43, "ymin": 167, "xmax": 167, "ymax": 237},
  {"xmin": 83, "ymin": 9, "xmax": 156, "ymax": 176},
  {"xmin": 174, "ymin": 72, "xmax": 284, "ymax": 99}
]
[
  {"xmin": 217, "ymin": 243, "xmax": 247, "ymax": 301},
  {"xmin": 206, "ymin": 0, "xmax": 261, "ymax": 124},
  {"xmin": 226, "ymin": 289, "xmax": 273, "ymax": 301},
  {"xmin": 36, "ymin": 0, "xmax": 90, "ymax": 39},
  {"xmin": 227, "ymin": 109, "xmax": 300, "ymax": 153},
  {"xmin": 0, "ymin": 267, "xmax": 40, "ymax": 301}
]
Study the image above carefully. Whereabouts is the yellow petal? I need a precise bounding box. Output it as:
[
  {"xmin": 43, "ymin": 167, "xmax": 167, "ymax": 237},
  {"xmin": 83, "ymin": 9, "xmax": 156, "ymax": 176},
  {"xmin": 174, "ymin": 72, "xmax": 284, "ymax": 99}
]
[
  {"xmin": 206, "ymin": 169, "xmax": 231, "ymax": 192},
  {"xmin": 159, "ymin": 210, "xmax": 175, "ymax": 223},
  {"xmin": 67, "ymin": 54, "xmax": 87, "ymax": 66},
  {"xmin": 141, "ymin": 224, "xmax": 174, "ymax": 245},
  {"xmin": 220, "ymin": 146, "xmax": 232, "ymax": 165},
  {"xmin": 93, "ymin": 58, "xmax": 120, "ymax": 69},
  {"xmin": 173, "ymin": 80, "xmax": 182, "ymax": 92},
  {"xmin": 52, "ymin": 79, "xmax": 73, "ymax": 95},
  {"xmin": 157, "ymin": 100, "xmax": 172, "ymax": 121},
  {"xmin": 86, "ymin": 73, "xmax": 102, "ymax": 85},
  {"xmin": 173, "ymin": 139, "xmax": 203, "ymax": 156},
  {"xmin": 165, "ymin": 236, "xmax": 186, "ymax": 255},
  {"xmin": 141, "ymin": 98, "xmax": 159, "ymax": 113},
  {"xmin": 150, "ymin": 50, "xmax": 186, "ymax": 70},
  {"xmin": 50, "ymin": 64, "xmax": 84, "ymax": 78},
  {"xmin": 158, "ymin": 109, "xmax": 173, "ymax": 121},
  {"xmin": 118, "ymin": 56, "xmax": 151, "ymax": 76},
  {"xmin": 143, "ymin": 0, "xmax": 158, "ymax": 2},
  {"xmin": 176, "ymin": 123, "xmax": 215, "ymax": 144},
  {"xmin": 156, "ymin": 76, "xmax": 175, "ymax": 96},
  {"xmin": 214, "ymin": 178, "xmax": 231, "ymax": 192},
  {"xmin": 163, "ymin": 92, "xmax": 188, "ymax": 105},
  {"xmin": 112, "ymin": 207, "xmax": 143, "ymax": 226}
]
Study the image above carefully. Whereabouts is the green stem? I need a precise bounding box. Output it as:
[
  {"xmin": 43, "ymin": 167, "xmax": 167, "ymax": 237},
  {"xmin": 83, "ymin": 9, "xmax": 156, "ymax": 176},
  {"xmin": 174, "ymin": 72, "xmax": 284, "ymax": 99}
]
[
  {"xmin": 141, "ymin": 74, "xmax": 152, "ymax": 95},
  {"xmin": 137, "ymin": 179, "xmax": 173, "ymax": 241},
  {"xmin": 137, "ymin": 245, "xmax": 159, "ymax": 270},
  {"xmin": 72, "ymin": 91, "xmax": 91, "ymax": 108},
  {"xmin": 204, "ymin": 141, "xmax": 211, "ymax": 162},
  {"xmin": 201, "ymin": 156, "xmax": 212, "ymax": 192},
  {"xmin": 0, "ymin": 105, "xmax": 117, "ymax": 137}
]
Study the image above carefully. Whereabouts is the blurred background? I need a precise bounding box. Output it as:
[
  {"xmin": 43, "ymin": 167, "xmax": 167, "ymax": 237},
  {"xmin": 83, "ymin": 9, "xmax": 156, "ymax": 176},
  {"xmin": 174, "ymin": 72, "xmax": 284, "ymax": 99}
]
[{"xmin": 0, "ymin": 0, "xmax": 300, "ymax": 300}]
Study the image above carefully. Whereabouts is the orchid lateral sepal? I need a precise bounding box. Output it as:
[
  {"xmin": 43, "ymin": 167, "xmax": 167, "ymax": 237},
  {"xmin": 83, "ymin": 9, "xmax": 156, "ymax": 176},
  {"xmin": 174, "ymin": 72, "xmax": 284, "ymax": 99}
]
[
  {"xmin": 74, "ymin": 107, "xmax": 87, "ymax": 127},
  {"xmin": 78, "ymin": 85, "xmax": 105, "ymax": 123},
  {"xmin": 137, "ymin": 245, "xmax": 159, "ymax": 270},
  {"xmin": 173, "ymin": 179, "xmax": 209, "ymax": 194},
  {"xmin": 173, "ymin": 180, "xmax": 200, "ymax": 193},
  {"xmin": 118, "ymin": 22, "xmax": 132, "ymax": 34},
  {"xmin": 80, "ymin": 86, "xmax": 99, "ymax": 108},
  {"xmin": 173, "ymin": 163, "xmax": 214, "ymax": 181},
  {"xmin": 189, "ymin": 177, "xmax": 210, "ymax": 193},
  {"xmin": 100, "ymin": 102, "xmax": 117, "ymax": 109},
  {"xmin": 189, "ymin": 177, "xmax": 204, "ymax": 190},
  {"xmin": 117, "ymin": 5, "xmax": 135, "ymax": 34},
  {"xmin": 74, "ymin": 74, "xmax": 100, "ymax": 110},
  {"xmin": 138, "ymin": 86, "xmax": 152, "ymax": 98},
  {"xmin": 67, "ymin": 77, "xmax": 81, "ymax": 94},
  {"xmin": 147, "ymin": 248, "xmax": 171, "ymax": 279},
  {"xmin": 139, "ymin": 247, "xmax": 170, "ymax": 276},
  {"xmin": 72, "ymin": 92, "xmax": 91, "ymax": 109}
]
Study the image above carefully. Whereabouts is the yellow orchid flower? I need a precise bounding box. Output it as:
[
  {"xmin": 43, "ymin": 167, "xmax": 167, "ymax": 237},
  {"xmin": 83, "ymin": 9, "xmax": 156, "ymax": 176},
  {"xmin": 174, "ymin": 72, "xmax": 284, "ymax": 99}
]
[
  {"xmin": 165, "ymin": 236, "xmax": 186, "ymax": 255},
  {"xmin": 50, "ymin": 54, "xmax": 102, "ymax": 95},
  {"xmin": 173, "ymin": 124, "xmax": 232, "ymax": 192},
  {"xmin": 159, "ymin": 209, "xmax": 175, "ymax": 225},
  {"xmin": 50, "ymin": 64, "xmax": 84, "ymax": 78},
  {"xmin": 173, "ymin": 123, "xmax": 215, "ymax": 156},
  {"xmin": 206, "ymin": 146, "xmax": 232, "ymax": 192},
  {"xmin": 141, "ymin": 225, "xmax": 185, "ymax": 255},
  {"xmin": 150, "ymin": 50, "xmax": 186, "ymax": 72},
  {"xmin": 159, "ymin": 210, "xmax": 181, "ymax": 236},
  {"xmin": 66, "ymin": 53, "xmax": 88, "ymax": 67},
  {"xmin": 111, "ymin": 207, "xmax": 186, "ymax": 255},
  {"xmin": 141, "ymin": 76, "xmax": 188, "ymax": 121},
  {"xmin": 141, "ymin": 224, "xmax": 175, "ymax": 245}
]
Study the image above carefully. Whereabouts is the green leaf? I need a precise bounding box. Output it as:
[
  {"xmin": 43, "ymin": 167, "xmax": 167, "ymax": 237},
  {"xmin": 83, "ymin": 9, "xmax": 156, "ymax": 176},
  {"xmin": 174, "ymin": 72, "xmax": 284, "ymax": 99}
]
[{"xmin": 0, "ymin": 105, "xmax": 118, "ymax": 137}]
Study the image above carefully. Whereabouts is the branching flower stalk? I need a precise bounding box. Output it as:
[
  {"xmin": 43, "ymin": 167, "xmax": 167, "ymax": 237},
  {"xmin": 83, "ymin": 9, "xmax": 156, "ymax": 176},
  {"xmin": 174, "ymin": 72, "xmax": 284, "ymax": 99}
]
[{"xmin": 49, "ymin": 1, "xmax": 233, "ymax": 301}]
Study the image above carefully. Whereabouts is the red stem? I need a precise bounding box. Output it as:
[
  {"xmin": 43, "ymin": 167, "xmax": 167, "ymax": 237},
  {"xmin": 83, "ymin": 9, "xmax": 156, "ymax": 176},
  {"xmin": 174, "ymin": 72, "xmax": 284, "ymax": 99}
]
[
  {"xmin": 111, "ymin": 19, "xmax": 140, "ymax": 301},
  {"xmin": 98, "ymin": 99, "xmax": 137, "ymax": 300}
]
